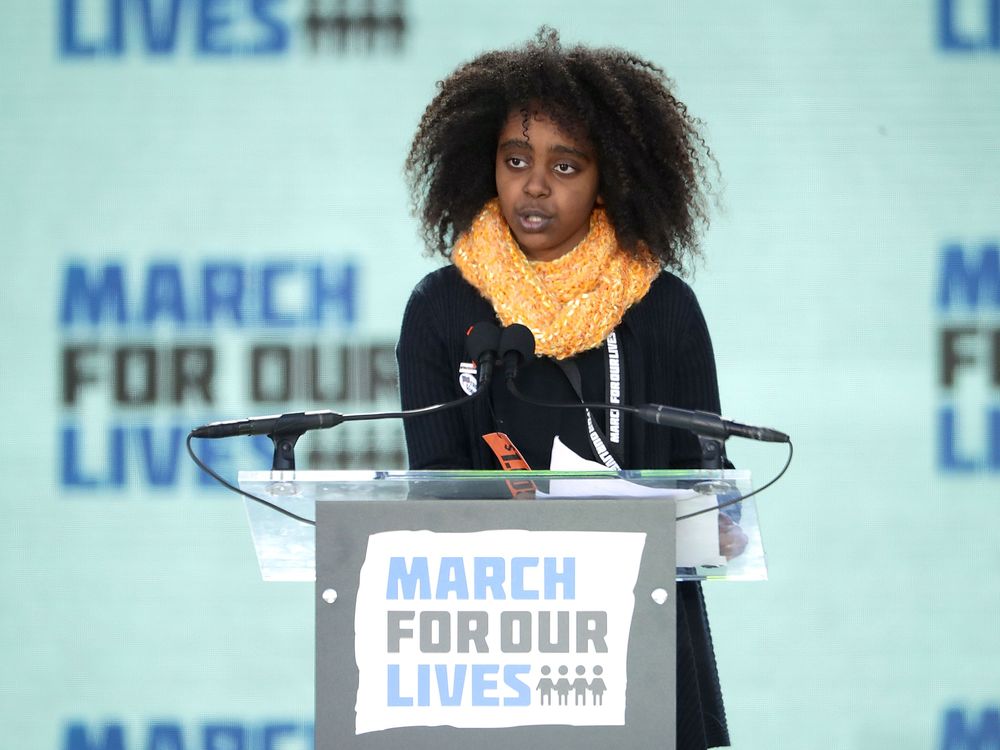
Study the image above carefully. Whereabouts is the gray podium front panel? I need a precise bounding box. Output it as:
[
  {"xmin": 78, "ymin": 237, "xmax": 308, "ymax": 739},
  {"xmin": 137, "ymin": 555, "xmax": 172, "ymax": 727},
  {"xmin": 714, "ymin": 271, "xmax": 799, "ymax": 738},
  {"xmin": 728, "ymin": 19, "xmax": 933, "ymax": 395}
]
[{"xmin": 316, "ymin": 499, "xmax": 676, "ymax": 750}]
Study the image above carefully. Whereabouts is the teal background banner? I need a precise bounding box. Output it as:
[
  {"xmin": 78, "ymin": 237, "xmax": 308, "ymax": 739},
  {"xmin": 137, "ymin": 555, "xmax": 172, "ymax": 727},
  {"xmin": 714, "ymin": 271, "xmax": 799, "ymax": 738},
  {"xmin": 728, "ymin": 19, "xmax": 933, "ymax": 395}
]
[{"xmin": 2, "ymin": 1, "xmax": 998, "ymax": 748}]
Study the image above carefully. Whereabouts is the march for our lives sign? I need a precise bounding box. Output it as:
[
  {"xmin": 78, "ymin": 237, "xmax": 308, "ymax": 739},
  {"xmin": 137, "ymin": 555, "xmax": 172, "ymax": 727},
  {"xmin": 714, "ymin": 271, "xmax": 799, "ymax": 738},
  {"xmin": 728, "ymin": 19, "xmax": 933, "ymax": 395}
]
[{"xmin": 352, "ymin": 530, "xmax": 647, "ymax": 734}]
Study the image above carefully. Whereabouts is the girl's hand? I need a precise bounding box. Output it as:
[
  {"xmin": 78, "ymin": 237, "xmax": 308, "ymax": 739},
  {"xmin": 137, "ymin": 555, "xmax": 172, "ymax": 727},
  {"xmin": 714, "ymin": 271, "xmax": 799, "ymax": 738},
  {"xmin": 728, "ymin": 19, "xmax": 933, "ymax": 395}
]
[{"xmin": 718, "ymin": 513, "xmax": 749, "ymax": 560}]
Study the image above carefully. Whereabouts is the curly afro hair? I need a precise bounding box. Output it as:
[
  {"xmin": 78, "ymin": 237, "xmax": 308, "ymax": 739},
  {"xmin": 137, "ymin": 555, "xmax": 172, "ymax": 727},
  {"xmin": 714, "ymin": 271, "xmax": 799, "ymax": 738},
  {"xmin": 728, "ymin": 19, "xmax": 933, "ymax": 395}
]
[{"xmin": 404, "ymin": 28, "xmax": 715, "ymax": 273}]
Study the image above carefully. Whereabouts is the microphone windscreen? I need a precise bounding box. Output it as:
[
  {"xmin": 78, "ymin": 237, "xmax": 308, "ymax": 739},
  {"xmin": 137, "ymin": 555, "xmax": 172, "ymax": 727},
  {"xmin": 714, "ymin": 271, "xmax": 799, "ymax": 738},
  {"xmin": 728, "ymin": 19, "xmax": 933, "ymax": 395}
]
[
  {"xmin": 499, "ymin": 323, "xmax": 536, "ymax": 365},
  {"xmin": 465, "ymin": 321, "xmax": 502, "ymax": 361}
]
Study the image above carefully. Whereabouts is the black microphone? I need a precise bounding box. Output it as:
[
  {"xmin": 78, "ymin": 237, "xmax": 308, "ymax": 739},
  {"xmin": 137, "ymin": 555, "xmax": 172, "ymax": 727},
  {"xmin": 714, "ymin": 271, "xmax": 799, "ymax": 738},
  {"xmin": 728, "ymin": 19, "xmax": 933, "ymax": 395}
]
[
  {"xmin": 191, "ymin": 322, "xmax": 502, "ymax": 441},
  {"xmin": 502, "ymin": 326, "xmax": 790, "ymax": 444},
  {"xmin": 634, "ymin": 405, "xmax": 789, "ymax": 443},
  {"xmin": 190, "ymin": 410, "xmax": 345, "ymax": 439},
  {"xmin": 465, "ymin": 321, "xmax": 501, "ymax": 386},
  {"xmin": 499, "ymin": 323, "xmax": 535, "ymax": 381}
]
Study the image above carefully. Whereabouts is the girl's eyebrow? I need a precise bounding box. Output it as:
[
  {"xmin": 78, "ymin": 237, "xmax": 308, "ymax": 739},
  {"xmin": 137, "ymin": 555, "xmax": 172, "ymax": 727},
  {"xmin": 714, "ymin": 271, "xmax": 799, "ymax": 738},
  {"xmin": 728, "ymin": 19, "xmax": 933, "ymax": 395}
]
[
  {"xmin": 498, "ymin": 139, "xmax": 592, "ymax": 160},
  {"xmin": 550, "ymin": 144, "xmax": 592, "ymax": 160},
  {"xmin": 498, "ymin": 138, "xmax": 532, "ymax": 151}
]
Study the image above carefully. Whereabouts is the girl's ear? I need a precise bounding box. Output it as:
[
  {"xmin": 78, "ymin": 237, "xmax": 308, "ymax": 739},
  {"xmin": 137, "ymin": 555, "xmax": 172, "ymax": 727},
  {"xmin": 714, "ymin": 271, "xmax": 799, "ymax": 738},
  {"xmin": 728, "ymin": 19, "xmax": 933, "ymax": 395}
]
[{"xmin": 596, "ymin": 194, "xmax": 605, "ymax": 206}]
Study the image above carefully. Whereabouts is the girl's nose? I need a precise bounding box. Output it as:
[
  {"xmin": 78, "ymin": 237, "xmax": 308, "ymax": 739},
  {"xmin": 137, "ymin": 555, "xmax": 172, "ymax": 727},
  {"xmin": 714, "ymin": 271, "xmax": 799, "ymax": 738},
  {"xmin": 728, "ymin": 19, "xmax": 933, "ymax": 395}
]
[{"xmin": 523, "ymin": 167, "xmax": 550, "ymax": 197}]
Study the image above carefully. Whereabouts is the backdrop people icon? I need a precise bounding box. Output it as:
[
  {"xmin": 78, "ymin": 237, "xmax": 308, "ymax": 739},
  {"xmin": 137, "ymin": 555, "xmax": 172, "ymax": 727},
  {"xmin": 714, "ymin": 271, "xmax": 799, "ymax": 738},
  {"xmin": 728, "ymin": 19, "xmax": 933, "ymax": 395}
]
[{"xmin": 397, "ymin": 28, "xmax": 730, "ymax": 749}]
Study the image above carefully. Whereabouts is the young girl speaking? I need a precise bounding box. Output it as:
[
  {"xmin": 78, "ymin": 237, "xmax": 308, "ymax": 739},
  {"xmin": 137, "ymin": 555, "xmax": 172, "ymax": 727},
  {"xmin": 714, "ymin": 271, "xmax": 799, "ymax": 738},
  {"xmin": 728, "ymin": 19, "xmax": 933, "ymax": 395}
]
[{"xmin": 397, "ymin": 29, "xmax": 729, "ymax": 749}]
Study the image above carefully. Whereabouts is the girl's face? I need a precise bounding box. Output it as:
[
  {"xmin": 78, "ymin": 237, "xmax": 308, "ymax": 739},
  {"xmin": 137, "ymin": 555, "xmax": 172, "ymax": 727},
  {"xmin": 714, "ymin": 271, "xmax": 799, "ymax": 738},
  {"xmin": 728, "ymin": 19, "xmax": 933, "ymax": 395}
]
[{"xmin": 495, "ymin": 109, "xmax": 601, "ymax": 262}]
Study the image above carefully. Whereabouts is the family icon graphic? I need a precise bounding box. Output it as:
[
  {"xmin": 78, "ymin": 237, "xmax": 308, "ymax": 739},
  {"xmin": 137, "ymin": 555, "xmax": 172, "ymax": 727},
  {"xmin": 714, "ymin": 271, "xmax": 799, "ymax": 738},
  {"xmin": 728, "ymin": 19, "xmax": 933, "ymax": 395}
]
[{"xmin": 535, "ymin": 665, "xmax": 607, "ymax": 706}]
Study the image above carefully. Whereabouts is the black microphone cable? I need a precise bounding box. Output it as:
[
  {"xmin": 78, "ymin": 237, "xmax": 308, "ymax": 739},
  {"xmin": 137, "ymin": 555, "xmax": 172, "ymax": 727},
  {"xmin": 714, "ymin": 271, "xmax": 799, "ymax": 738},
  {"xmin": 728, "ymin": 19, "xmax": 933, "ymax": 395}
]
[
  {"xmin": 186, "ymin": 431, "xmax": 317, "ymax": 526},
  {"xmin": 187, "ymin": 322, "xmax": 503, "ymax": 526},
  {"xmin": 675, "ymin": 440, "xmax": 793, "ymax": 521},
  {"xmin": 186, "ymin": 386, "xmax": 493, "ymax": 526},
  {"xmin": 498, "ymin": 324, "xmax": 794, "ymax": 523},
  {"xmin": 505, "ymin": 371, "xmax": 795, "ymax": 521}
]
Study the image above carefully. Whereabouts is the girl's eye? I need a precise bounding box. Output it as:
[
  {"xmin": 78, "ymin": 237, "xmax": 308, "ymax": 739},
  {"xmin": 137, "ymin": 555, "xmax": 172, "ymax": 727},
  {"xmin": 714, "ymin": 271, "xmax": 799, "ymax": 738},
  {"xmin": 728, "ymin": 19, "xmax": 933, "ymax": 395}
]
[
  {"xmin": 507, "ymin": 157, "xmax": 527, "ymax": 168},
  {"xmin": 554, "ymin": 163, "xmax": 577, "ymax": 174}
]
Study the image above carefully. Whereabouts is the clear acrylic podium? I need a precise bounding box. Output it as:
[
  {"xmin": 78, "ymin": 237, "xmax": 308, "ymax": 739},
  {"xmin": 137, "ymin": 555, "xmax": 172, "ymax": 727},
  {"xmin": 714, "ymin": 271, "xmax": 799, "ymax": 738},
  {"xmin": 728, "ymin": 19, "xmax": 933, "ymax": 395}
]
[
  {"xmin": 237, "ymin": 468, "xmax": 766, "ymax": 584},
  {"xmin": 237, "ymin": 468, "xmax": 765, "ymax": 750}
]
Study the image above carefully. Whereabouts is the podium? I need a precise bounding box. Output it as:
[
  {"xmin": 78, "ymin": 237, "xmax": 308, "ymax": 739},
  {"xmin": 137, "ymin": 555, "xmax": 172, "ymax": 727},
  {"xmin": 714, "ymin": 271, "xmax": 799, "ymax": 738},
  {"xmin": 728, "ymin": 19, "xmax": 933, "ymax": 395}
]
[{"xmin": 238, "ymin": 469, "xmax": 765, "ymax": 750}]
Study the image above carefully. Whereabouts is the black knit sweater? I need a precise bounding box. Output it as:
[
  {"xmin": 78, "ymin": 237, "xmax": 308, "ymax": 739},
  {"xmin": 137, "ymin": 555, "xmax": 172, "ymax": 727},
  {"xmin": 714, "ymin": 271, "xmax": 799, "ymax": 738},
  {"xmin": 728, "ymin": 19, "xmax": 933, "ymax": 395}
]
[{"xmin": 396, "ymin": 265, "xmax": 730, "ymax": 749}]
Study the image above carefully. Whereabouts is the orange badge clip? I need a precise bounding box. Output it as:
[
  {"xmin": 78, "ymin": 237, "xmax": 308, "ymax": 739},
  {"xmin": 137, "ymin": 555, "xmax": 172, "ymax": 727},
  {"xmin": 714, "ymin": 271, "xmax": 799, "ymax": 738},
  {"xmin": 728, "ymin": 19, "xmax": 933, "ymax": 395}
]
[{"xmin": 482, "ymin": 432, "xmax": 536, "ymax": 499}]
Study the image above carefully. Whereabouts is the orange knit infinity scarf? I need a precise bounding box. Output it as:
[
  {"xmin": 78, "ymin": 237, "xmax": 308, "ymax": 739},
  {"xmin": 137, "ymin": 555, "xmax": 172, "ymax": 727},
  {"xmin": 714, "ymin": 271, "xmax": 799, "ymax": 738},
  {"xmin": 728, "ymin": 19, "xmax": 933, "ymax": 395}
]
[{"xmin": 453, "ymin": 199, "xmax": 661, "ymax": 359}]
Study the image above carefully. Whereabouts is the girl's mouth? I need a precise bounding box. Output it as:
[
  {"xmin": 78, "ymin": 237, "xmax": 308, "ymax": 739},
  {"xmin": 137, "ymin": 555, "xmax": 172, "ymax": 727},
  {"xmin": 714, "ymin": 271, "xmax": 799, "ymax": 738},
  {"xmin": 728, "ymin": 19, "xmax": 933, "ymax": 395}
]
[{"xmin": 517, "ymin": 211, "xmax": 553, "ymax": 232}]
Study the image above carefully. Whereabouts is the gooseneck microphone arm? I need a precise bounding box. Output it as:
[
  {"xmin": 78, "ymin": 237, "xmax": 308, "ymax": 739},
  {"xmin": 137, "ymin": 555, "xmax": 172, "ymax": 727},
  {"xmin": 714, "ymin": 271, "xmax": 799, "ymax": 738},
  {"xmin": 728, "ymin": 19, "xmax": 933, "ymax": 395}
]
[
  {"xmin": 498, "ymin": 324, "xmax": 789, "ymax": 444},
  {"xmin": 189, "ymin": 321, "xmax": 503, "ymax": 474},
  {"xmin": 186, "ymin": 321, "xmax": 504, "ymax": 525},
  {"xmin": 496, "ymin": 323, "xmax": 794, "ymax": 521},
  {"xmin": 190, "ymin": 392, "xmax": 488, "ymax": 441},
  {"xmin": 506, "ymin": 377, "xmax": 789, "ymax": 443},
  {"xmin": 190, "ymin": 392, "xmax": 495, "ymax": 471},
  {"xmin": 185, "ymin": 383, "xmax": 497, "ymax": 526}
]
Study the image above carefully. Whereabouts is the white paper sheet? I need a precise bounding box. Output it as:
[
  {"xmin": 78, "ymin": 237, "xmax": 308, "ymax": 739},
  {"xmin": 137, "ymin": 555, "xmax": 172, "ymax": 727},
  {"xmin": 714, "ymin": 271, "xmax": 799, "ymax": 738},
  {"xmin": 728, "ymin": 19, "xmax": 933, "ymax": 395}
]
[{"xmin": 546, "ymin": 437, "xmax": 725, "ymax": 568}]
